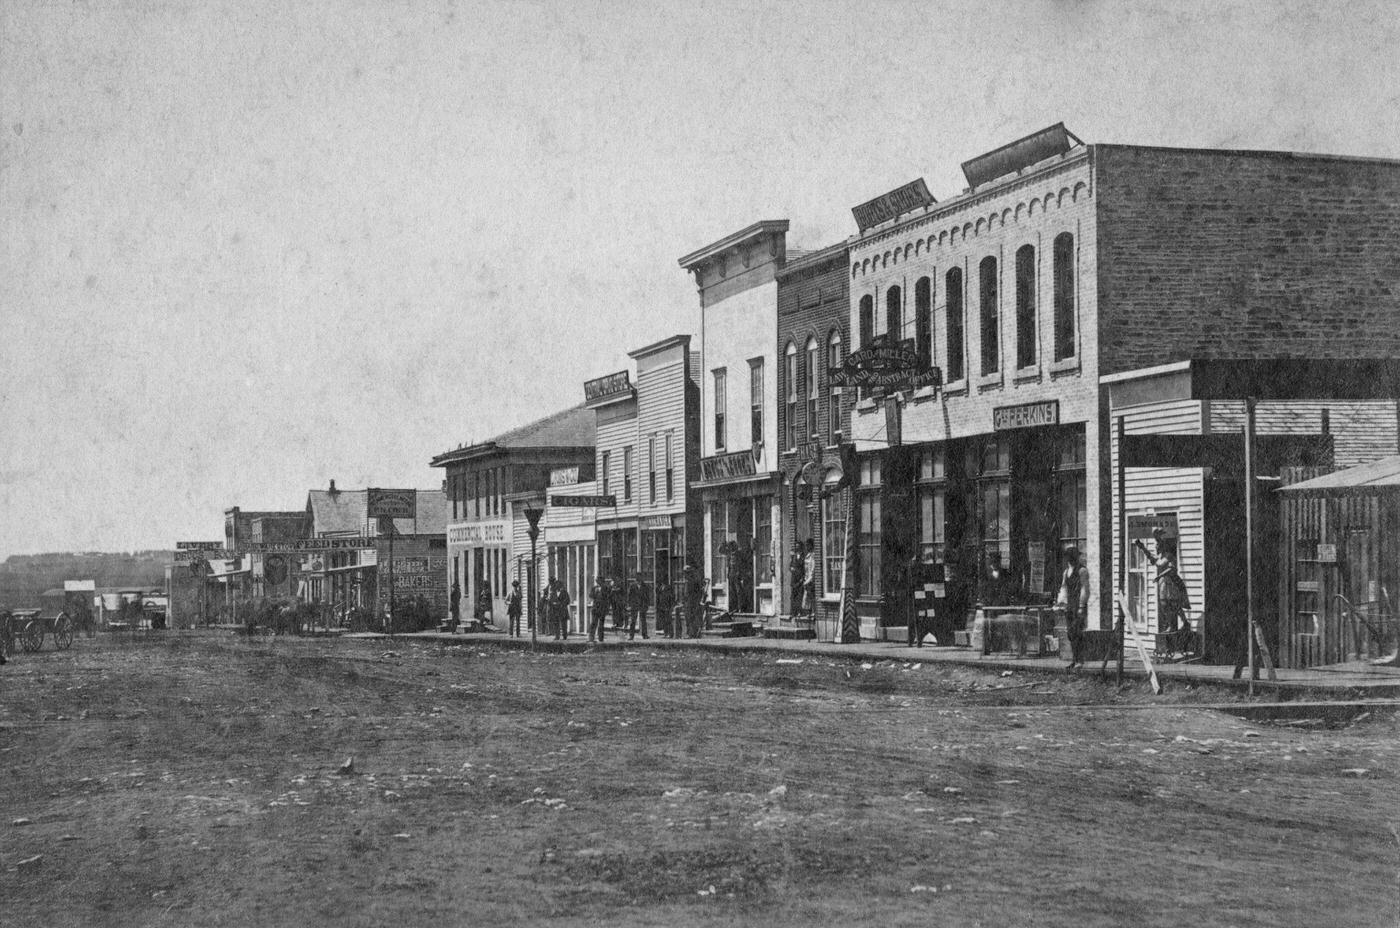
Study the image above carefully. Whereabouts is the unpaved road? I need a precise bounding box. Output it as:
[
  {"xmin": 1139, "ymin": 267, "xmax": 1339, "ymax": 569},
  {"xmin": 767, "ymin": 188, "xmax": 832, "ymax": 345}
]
[{"xmin": 2, "ymin": 633, "xmax": 1397, "ymax": 927}]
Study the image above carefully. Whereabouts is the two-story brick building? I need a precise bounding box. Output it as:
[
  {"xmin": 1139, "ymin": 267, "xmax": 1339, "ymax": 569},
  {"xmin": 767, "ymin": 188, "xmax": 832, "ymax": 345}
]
[
  {"xmin": 774, "ymin": 241, "xmax": 854, "ymax": 640},
  {"xmin": 846, "ymin": 124, "xmax": 1400, "ymax": 649}
]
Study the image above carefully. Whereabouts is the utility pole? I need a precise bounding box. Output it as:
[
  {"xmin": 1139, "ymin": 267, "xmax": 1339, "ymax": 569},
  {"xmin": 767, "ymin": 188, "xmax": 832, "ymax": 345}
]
[
  {"xmin": 525, "ymin": 506, "xmax": 544, "ymax": 649},
  {"xmin": 1244, "ymin": 397, "xmax": 1257, "ymax": 698}
]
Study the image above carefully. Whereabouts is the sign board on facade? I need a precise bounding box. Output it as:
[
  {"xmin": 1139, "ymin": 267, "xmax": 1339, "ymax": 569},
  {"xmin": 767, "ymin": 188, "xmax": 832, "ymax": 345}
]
[
  {"xmin": 64, "ymin": 579, "xmax": 96, "ymax": 592},
  {"xmin": 367, "ymin": 488, "xmax": 416, "ymax": 520},
  {"xmin": 391, "ymin": 556, "xmax": 450, "ymax": 575},
  {"xmin": 1316, "ymin": 544, "xmax": 1337, "ymax": 563},
  {"xmin": 641, "ymin": 514, "xmax": 673, "ymax": 531},
  {"xmin": 699, "ymin": 450, "xmax": 758, "ymax": 483},
  {"xmin": 175, "ymin": 548, "xmax": 234, "ymax": 563},
  {"xmin": 550, "ymin": 466, "xmax": 581, "ymax": 486},
  {"xmin": 828, "ymin": 339, "xmax": 940, "ymax": 390},
  {"xmin": 551, "ymin": 494, "xmax": 617, "ymax": 509},
  {"xmin": 992, "ymin": 400, "xmax": 1060, "ymax": 431},
  {"xmin": 447, "ymin": 521, "xmax": 511, "ymax": 545},
  {"xmin": 851, "ymin": 178, "xmax": 936, "ymax": 231},
  {"xmin": 248, "ymin": 537, "xmax": 374, "ymax": 553},
  {"xmin": 176, "ymin": 541, "xmax": 226, "ymax": 550},
  {"xmin": 584, "ymin": 370, "xmax": 633, "ymax": 404},
  {"xmin": 1127, "ymin": 512, "xmax": 1179, "ymax": 542}
]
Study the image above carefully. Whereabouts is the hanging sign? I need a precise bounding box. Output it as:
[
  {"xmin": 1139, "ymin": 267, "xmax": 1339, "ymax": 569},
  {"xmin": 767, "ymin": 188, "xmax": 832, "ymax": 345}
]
[
  {"xmin": 367, "ymin": 488, "xmax": 416, "ymax": 520},
  {"xmin": 828, "ymin": 338, "xmax": 940, "ymax": 390},
  {"xmin": 551, "ymin": 494, "xmax": 617, "ymax": 508}
]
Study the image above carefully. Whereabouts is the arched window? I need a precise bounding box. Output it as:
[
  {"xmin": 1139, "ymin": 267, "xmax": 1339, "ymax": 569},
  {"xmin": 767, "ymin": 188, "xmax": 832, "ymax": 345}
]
[
  {"xmin": 785, "ymin": 341, "xmax": 798, "ymax": 450},
  {"xmin": 859, "ymin": 295, "xmax": 874, "ymax": 347},
  {"xmin": 979, "ymin": 256, "xmax": 999, "ymax": 375},
  {"xmin": 886, "ymin": 285, "xmax": 902, "ymax": 341},
  {"xmin": 945, "ymin": 267, "xmax": 964, "ymax": 384},
  {"xmin": 827, "ymin": 329, "xmax": 843, "ymax": 445},
  {"xmin": 806, "ymin": 337, "xmax": 819, "ymax": 440},
  {"xmin": 914, "ymin": 276, "xmax": 933, "ymax": 373},
  {"xmin": 1053, "ymin": 232, "xmax": 1076, "ymax": 361},
  {"xmin": 1015, "ymin": 244, "xmax": 1036, "ymax": 370}
]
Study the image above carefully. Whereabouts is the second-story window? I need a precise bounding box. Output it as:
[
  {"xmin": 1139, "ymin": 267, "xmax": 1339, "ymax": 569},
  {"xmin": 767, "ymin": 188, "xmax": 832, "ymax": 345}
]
[
  {"xmin": 886, "ymin": 285, "xmax": 902, "ymax": 342},
  {"xmin": 601, "ymin": 450, "xmax": 611, "ymax": 498},
  {"xmin": 946, "ymin": 267, "xmax": 965, "ymax": 383},
  {"xmin": 915, "ymin": 276, "xmax": 933, "ymax": 373},
  {"xmin": 827, "ymin": 329, "xmax": 843, "ymax": 445},
  {"xmin": 749, "ymin": 357, "xmax": 764, "ymax": 449},
  {"xmin": 785, "ymin": 342, "xmax": 798, "ymax": 450},
  {"xmin": 1016, "ymin": 244, "xmax": 1037, "ymax": 370},
  {"xmin": 713, "ymin": 368, "xmax": 726, "ymax": 452},
  {"xmin": 1053, "ymin": 232, "xmax": 1076, "ymax": 362},
  {"xmin": 665, "ymin": 432, "xmax": 674, "ymax": 501},
  {"xmin": 980, "ymin": 256, "xmax": 999, "ymax": 376},
  {"xmin": 623, "ymin": 445, "xmax": 633, "ymax": 503},
  {"xmin": 859, "ymin": 294, "xmax": 874, "ymax": 347},
  {"xmin": 648, "ymin": 437, "xmax": 657, "ymax": 504},
  {"xmin": 806, "ymin": 337, "xmax": 819, "ymax": 440}
]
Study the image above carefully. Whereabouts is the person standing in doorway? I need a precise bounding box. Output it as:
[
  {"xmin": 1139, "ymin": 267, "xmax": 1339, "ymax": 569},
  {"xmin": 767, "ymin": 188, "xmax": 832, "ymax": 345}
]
[
  {"xmin": 801, "ymin": 539, "xmax": 817, "ymax": 617},
  {"xmin": 655, "ymin": 579, "xmax": 676, "ymax": 638},
  {"xmin": 505, "ymin": 580, "xmax": 522, "ymax": 638},
  {"xmin": 683, "ymin": 561, "xmax": 705, "ymax": 638},
  {"xmin": 1056, "ymin": 545, "xmax": 1091, "ymax": 670},
  {"xmin": 1138, "ymin": 527, "xmax": 1190, "ymax": 639},
  {"xmin": 788, "ymin": 549, "xmax": 806, "ymax": 616},
  {"xmin": 449, "ymin": 582, "xmax": 462, "ymax": 633}
]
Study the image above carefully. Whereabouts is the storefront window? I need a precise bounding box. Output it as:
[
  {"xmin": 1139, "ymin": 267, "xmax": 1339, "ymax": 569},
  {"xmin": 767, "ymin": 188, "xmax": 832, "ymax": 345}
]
[
  {"xmin": 754, "ymin": 501, "xmax": 772, "ymax": 585},
  {"xmin": 1055, "ymin": 432, "xmax": 1087, "ymax": 555},
  {"xmin": 858, "ymin": 457, "xmax": 882, "ymax": 596},
  {"xmin": 823, "ymin": 476, "xmax": 846, "ymax": 595},
  {"xmin": 640, "ymin": 530, "xmax": 655, "ymax": 586},
  {"xmin": 709, "ymin": 501, "xmax": 728, "ymax": 588},
  {"xmin": 917, "ymin": 447, "xmax": 946, "ymax": 563},
  {"xmin": 980, "ymin": 438, "xmax": 1012, "ymax": 567}
]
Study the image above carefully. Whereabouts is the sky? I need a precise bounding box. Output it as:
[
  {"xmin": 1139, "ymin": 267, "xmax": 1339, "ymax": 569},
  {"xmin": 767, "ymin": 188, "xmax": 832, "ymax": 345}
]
[{"xmin": 2, "ymin": 0, "xmax": 1398, "ymax": 556}]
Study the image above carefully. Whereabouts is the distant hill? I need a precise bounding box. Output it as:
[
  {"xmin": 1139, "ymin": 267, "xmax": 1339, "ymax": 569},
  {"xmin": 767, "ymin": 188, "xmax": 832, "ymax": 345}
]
[{"xmin": 0, "ymin": 551, "xmax": 169, "ymax": 608}]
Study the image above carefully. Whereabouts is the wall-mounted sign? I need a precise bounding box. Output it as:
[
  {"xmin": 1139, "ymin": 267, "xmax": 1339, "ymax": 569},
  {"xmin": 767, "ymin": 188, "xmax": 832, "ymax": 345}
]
[
  {"xmin": 699, "ymin": 450, "xmax": 758, "ymax": 483},
  {"xmin": 263, "ymin": 554, "xmax": 289, "ymax": 586},
  {"xmin": 447, "ymin": 521, "xmax": 510, "ymax": 545},
  {"xmin": 552, "ymin": 494, "xmax": 617, "ymax": 509},
  {"xmin": 176, "ymin": 541, "xmax": 226, "ymax": 550},
  {"xmin": 828, "ymin": 339, "xmax": 940, "ymax": 390},
  {"xmin": 550, "ymin": 466, "xmax": 581, "ymax": 486},
  {"xmin": 175, "ymin": 548, "xmax": 234, "ymax": 563},
  {"xmin": 851, "ymin": 178, "xmax": 936, "ymax": 231},
  {"xmin": 1316, "ymin": 544, "xmax": 1337, "ymax": 563},
  {"xmin": 992, "ymin": 400, "xmax": 1060, "ymax": 431},
  {"xmin": 642, "ymin": 515, "xmax": 673, "ymax": 531},
  {"xmin": 584, "ymin": 370, "xmax": 634, "ymax": 403},
  {"xmin": 367, "ymin": 488, "xmax": 417, "ymax": 520},
  {"xmin": 248, "ymin": 537, "xmax": 374, "ymax": 553},
  {"xmin": 391, "ymin": 556, "xmax": 450, "ymax": 575},
  {"xmin": 1127, "ymin": 512, "xmax": 1179, "ymax": 542}
]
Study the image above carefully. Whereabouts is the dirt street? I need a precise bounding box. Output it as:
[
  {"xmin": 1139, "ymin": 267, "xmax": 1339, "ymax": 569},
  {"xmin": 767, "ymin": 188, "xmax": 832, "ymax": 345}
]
[{"xmin": 1, "ymin": 633, "xmax": 1396, "ymax": 927}]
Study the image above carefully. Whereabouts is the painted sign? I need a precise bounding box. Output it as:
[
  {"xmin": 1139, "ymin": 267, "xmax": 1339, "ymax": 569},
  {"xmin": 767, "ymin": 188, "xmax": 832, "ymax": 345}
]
[
  {"xmin": 176, "ymin": 541, "xmax": 225, "ymax": 550},
  {"xmin": 550, "ymin": 466, "xmax": 581, "ymax": 486},
  {"xmin": 248, "ymin": 537, "xmax": 374, "ymax": 552},
  {"xmin": 851, "ymin": 178, "xmax": 936, "ymax": 231},
  {"xmin": 992, "ymin": 400, "xmax": 1060, "ymax": 431},
  {"xmin": 175, "ymin": 548, "xmax": 234, "ymax": 563},
  {"xmin": 552, "ymin": 494, "xmax": 617, "ymax": 508},
  {"xmin": 391, "ymin": 556, "xmax": 450, "ymax": 575},
  {"xmin": 699, "ymin": 450, "xmax": 758, "ymax": 483},
  {"xmin": 1127, "ymin": 512, "xmax": 1179, "ymax": 542},
  {"xmin": 584, "ymin": 370, "xmax": 633, "ymax": 403},
  {"xmin": 828, "ymin": 339, "xmax": 940, "ymax": 390},
  {"xmin": 642, "ymin": 515, "xmax": 673, "ymax": 531},
  {"xmin": 63, "ymin": 579, "xmax": 96, "ymax": 592},
  {"xmin": 1316, "ymin": 544, "xmax": 1337, "ymax": 563},
  {"xmin": 367, "ymin": 488, "xmax": 417, "ymax": 520},
  {"xmin": 263, "ymin": 554, "xmax": 290, "ymax": 586},
  {"xmin": 447, "ymin": 521, "xmax": 510, "ymax": 545}
]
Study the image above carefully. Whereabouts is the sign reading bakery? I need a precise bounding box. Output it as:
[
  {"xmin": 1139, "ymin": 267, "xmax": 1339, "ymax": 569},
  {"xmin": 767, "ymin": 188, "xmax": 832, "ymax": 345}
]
[{"xmin": 992, "ymin": 400, "xmax": 1060, "ymax": 431}]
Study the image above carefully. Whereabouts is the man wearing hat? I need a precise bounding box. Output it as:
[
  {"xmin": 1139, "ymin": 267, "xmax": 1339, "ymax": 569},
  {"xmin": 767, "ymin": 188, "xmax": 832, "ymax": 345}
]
[{"xmin": 505, "ymin": 580, "xmax": 522, "ymax": 638}]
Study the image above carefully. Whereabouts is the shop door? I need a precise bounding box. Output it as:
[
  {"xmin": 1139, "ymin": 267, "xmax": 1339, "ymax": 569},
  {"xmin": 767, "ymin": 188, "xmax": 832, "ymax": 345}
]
[{"xmin": 882, "ymin": 447, "xmax": 920, "ymax": 630}]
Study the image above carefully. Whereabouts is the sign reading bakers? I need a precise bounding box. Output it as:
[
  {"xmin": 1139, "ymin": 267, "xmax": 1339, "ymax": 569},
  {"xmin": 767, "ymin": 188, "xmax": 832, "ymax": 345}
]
[
  {"xmin": 367, "ymin": 487, "xmax": 417, "ymax": 520},
  {"xmin": 992, "ymin": 400, "xmax": 1060, "ymax": 431}
]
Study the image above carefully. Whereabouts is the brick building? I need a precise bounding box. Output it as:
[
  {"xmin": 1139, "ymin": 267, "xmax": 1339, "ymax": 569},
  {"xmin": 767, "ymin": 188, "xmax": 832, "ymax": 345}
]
[
  {"xmin": 774, "ymin": 241, "xmax": 853, "ymax": 640},
  {"xmin": 846, "ymin": 124, "xmax": 1400, "ymax": 646}
]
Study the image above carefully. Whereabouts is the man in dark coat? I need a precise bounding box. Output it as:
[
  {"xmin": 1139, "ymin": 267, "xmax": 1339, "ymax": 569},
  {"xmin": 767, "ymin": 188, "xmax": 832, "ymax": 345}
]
[
  {"xmin": 627, "ymin": 578, "xmax": 650, "ymax": 640},
  {"xmin": 449, "ymin": 582, "xmax": 462, "ymax": 632},
  {"xmin": 655, "ymin": 580, "xmax": 676, "ymax": 638},
  {"xmin": 683, "ymin": 562, "xmax": 705, "ymax": 638},
  {"xmin": 505, "ymin": 580, "xmax": 522, "ymax": 638},
  {"xmin": 549, "ymin": 579, "xmax": 572, "ymax": 640},
  {"xmin": 1056, "ymin": 545, "xmax": 1091, "ymax": 670},
  {"xmin": 587, "ymin": 578, "xmax": 607, "ymax": 642}
]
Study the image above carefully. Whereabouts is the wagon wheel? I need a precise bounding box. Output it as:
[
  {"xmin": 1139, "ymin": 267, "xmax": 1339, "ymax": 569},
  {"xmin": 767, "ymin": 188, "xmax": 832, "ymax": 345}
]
[
  {"xmin": 53, "ymin": 614, "xmax": 75, "ymax": 650},
  {"xmin": 21, "ymin": 619, "xmax": 45, "ymax": 653}
]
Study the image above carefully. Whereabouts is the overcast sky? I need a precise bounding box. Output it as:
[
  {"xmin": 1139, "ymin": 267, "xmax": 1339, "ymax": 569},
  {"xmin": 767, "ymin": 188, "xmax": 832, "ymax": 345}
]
[{"xmin": 2, "ymin": 0, "xmax": 1397, "ymax": 556}]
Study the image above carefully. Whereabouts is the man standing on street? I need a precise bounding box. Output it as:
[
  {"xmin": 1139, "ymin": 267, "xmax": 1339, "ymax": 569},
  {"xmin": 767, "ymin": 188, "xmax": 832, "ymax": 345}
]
[
  {"xmin": 587, "ymin": 577, "xmax": 607, "ymax": 642},
  {"xmin": 505, "ymin": 580, "xmax": 522, "ymax": 638},
  {"xmin": 449, "ymin": 582, "xmax": 462, "ymax": 633},
  {"xmin": 627, "ymin": 577, "xmax": 650, "ymax": 640},
  {"xmin": 683, "ymin": 562, "xmax": 705, "ymax": 638},
  {"xmin": 550, "ymin": 578, "xmax": 572, "ymax": 640}
]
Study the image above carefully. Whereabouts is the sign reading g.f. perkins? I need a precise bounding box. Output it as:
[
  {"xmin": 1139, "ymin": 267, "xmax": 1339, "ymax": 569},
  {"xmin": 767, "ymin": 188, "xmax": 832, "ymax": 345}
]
[
  {"xmin": 992, "ymin": 400, "xmax": 1060, "ymax": 431},
  {"xmin": 851, "ymin": 179, "xmax": 936, "ymax": 231}
]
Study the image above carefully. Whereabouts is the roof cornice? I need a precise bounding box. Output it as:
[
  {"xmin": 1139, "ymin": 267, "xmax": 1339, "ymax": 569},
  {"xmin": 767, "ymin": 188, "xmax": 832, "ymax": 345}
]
[{"xmin": 678, "ymin": 220, "xmax": 789, "ymax": 270}]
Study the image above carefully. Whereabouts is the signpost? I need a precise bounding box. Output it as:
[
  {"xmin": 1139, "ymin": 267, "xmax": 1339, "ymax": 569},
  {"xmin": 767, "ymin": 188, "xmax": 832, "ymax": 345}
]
[{"xmin": 524, "ymin": 507, "xmax": 545, "ymax": 648}]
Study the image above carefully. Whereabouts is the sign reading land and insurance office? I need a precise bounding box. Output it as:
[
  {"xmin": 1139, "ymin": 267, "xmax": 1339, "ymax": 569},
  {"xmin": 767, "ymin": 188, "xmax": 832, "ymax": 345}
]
[{"xmin": 828, "ymin": 338, "xmax": 941, "ymax": 390}]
